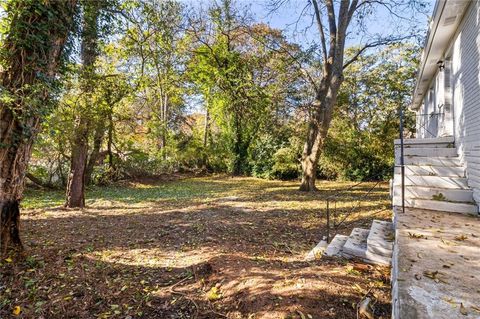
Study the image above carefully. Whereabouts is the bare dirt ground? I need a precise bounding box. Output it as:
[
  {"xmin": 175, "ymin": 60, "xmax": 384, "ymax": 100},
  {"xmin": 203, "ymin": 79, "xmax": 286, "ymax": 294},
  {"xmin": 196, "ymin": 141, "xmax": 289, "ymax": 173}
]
[{"xmin": 0, "ymin": 176, "xmax": 392, "ymax": 319}]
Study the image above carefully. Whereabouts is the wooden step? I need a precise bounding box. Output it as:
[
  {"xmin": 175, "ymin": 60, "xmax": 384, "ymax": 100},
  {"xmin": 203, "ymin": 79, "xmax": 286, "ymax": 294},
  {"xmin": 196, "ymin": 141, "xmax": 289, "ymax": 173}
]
[
  {"xmin": 392, "ymin": 186, "xmax": 474, "ymax": 203},
  {"xmin": 393, "ymin": 174, "xmax": 469, "ymax": 189},
  {"xmin": 394, "ymin": 165, "xmax": 465, "ymax": 177},
  {"xmin": 393, "ymin": 198, "xmax": 478, "ymax": 215},
  {"xmin": 396, "ymin": 156, "xmax": 462, "ymax": 166},
  {"xmin": 394, "ymin": 136, "xmax": 454, "ymax": 147},
  {"xmin": 396, "ymin": 147, "xmax": 457, "ymax": 157}
]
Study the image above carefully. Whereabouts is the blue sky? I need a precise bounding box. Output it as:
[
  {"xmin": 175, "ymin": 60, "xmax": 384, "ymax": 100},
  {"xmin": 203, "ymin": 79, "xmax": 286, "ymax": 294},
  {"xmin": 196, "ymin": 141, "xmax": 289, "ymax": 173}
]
[
  {"xmin": 248, "ymin": 0, "xmax": 436, "ymax": 48},
  {"xmin": 183, "ymin": 0, "xmax": 436, "ymax": 49}
]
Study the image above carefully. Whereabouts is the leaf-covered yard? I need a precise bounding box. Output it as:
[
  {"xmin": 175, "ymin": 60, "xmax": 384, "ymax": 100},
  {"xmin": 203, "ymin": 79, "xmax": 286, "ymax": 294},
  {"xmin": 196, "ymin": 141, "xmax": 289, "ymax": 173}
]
[{"xmin": 1, "ymin": 176, "xmax": 392, "ymax": 318}]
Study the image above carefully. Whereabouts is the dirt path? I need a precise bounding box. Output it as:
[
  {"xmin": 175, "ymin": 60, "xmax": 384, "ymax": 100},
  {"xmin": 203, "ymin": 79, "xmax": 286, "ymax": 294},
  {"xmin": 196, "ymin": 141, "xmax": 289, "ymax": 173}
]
[{"xmin": 1, "ymin": 176, "xmax": 392, "ymax": 318}]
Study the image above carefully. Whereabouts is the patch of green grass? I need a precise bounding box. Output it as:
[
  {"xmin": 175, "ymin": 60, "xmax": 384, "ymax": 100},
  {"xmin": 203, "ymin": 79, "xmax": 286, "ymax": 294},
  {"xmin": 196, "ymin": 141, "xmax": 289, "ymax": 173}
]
[
  {"xmin": 22, "ymin": 189, "xmax": 64, "ymax": 209},
  {"xmin": 21, "ymin": 176, "xmax": 391, "ymax": 218},
  {"xmin": 22, "ymin": 177, "xmax": 240, "ymax": 209}
]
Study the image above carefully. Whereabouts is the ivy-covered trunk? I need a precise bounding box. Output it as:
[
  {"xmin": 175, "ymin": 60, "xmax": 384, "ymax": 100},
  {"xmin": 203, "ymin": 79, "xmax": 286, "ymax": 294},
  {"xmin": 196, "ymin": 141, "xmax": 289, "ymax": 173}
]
[
  {"xmin": 0, "ymin": 0, "xmax": 77, "ymax": 254},
  {"xmin": 231, "ymin": 113, "xmax": 249, "ymax": 176},
  {"xmin": 0, "ymin": 109, "xmax": 39, "ymax": 254},
  {"xmin": 65, "ymin": 0, "xmax": 101, "ymax": 208}
]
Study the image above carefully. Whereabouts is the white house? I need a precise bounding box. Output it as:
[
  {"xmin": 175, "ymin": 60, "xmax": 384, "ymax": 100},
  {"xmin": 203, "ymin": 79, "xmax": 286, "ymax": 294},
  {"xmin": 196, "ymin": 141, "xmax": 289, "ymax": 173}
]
[
  {"xmin": 393, "ymin": 0, "xmax": 480, "ymax": 214},
  {"xmin": 391, "ymin": 1, "xmax": 480, "ymax": 318},
  {"xmin": 321, "ymin": 2, "xmax": 480, "ymax": 317}
]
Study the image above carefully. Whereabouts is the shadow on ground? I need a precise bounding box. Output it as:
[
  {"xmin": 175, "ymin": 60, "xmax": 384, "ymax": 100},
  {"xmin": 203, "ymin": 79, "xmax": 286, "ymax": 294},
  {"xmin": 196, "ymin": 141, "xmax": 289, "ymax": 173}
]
[{"xmin": 2, "ymin": 176, "xmax": 392, "ymax": 318}]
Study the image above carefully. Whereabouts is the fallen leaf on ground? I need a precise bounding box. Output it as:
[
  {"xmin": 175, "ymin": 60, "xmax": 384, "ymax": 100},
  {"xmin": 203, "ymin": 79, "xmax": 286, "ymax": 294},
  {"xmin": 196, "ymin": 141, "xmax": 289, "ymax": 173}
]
[
  {"xmin": 454, "ymin": 235, "xmax": 468, "ymax": 241},
  {"xmin": 408, "ymin": 232, "xmax": 426, "ymax": 239},
  {"xmin": 12, "ymin": 306, "xmax": 21, "ymax": 316},
  {"xmin": 206, "ymin": 286, "xmax": 221, "ymax": 301},
  {"xmin": 296, "ymin": 310, "xmax": 306, "ymax": 319}
]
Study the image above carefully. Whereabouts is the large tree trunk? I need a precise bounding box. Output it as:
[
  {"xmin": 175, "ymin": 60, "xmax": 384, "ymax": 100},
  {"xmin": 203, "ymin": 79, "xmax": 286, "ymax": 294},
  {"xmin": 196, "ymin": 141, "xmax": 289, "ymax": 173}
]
[
  {"xmin": 0, "ymin": 0, "xmax": 77, "ymax": 254},
  {"xmin": 298, "ymin": 0, "xmax": 354, "ymax": 191},
  {"xmin": 65, "ymin": 117, "xmax": 89, "ymax": 208},
  {"xmin": 65, "ymin": 0, "xmax": 101, "ymax": 207},
  {"xmin": 0, "ymin": 109, "xmax": 38, "ymax": 254},
  {"xmin": 299, "ymin": 73, "xmax": 343, "ymax": 191}
]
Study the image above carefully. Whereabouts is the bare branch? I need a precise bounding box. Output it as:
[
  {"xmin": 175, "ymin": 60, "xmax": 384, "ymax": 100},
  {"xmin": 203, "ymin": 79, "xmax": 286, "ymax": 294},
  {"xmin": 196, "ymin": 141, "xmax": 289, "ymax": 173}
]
[
  {"xmin": 347, "ymin": 0, "xmax": 359, "ymax": 25},
  {"xmin": 324, "ymin": 0, "xmax": 337, "ymax": 60},
  {"xmin": 311, "ymin": 0, "xmax": 328, "ymax": 63},
  {"xmin": 342, "ymin": 34, "xmax": 414, "ymax": 70}
]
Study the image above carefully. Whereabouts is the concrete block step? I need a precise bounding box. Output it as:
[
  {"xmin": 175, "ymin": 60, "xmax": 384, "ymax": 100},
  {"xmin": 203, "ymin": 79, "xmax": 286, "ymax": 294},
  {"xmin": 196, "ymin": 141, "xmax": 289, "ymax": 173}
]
[
  {"xmin": 393, "ymin": 198, "xmax": 479, "ymax": 215},
  {"xmin": 341, "ymin": 228, "xmax": 369, "ymax": 257},
  {"xmin": 393, "ymin": 174, "xmax": 469, "ymax": 189},
  {"xmin": 395, "ymin": 156, "xmax": 461, "ymax": 166},
  {"xmin": 324, "ymin": 235, "xmax": 348, "ymax": 257},
  {"xmin": 396, "ymin": 147, "xmax": 457, "ymax": 157},
  {"xmin": 392, "ymin": 186, "xmax": 474, "ymax": 203},
  {"xmin": 394, "ymin": 165, "xmax": 465, "ymax": 177},
  {"xmin": 341, "ymin": 228, "xmax": 391, "ymax": 265},
  {"xmin": 367, "ymin": 220, "xmax": 394, "ymax": 257},
  {"xmin": 305, "ymin": 239, "xmax": 327, "ymax": 261}
]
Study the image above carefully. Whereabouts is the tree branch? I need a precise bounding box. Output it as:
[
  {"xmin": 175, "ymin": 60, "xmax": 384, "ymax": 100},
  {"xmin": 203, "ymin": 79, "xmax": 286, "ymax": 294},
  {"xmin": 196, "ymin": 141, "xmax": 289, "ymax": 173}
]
[
  {"xmin": 311, "ymin": 0, "xmax": 328, "ymax": 64},
  {"xmin": 324, "ymin": 0, "xmax": 337, "ymax": 60},
  {"xmin": 342, "ymin": 35, "xmax": 414, "ymax": 70}
]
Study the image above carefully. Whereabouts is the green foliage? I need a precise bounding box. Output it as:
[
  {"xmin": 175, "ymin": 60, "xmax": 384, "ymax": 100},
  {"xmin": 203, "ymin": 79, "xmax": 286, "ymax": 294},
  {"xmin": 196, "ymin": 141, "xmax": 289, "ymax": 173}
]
[
  {"xmin": 249, "ymin": 130, "xmax": 302, "ymax": 180},
  {"xmin": 0, "ymin": 0, "xmax": 78, "ymax": 124},
  {"xmin": 270, "ymin": 147, "xmax": 301, "ymax": 180},
  {"xmin": 26, "ymin": 1, "xmax": 421, "ymax": 186},
  {"xmin": 318, "ymin": 44, "xmax": 419, "ymax": 181},
  {"xmin": 187, "ymin": 2, "xmax": 301, "ymax": 175}
]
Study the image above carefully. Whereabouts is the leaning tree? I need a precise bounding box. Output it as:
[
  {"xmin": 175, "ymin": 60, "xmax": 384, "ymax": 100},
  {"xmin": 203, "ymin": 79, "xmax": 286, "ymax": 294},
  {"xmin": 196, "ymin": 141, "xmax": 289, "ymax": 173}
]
[
  {"xmin": 0, "ymin": 0, "xmax": 78, "ymax": 255},
  {"xmin": 272, "ymin": 0, "xmax": 426, "ymax": 191}
]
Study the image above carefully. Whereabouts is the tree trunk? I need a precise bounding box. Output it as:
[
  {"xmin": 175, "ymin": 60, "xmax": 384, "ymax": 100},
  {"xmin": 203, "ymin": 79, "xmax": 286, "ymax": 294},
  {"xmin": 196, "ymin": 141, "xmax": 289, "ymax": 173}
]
[
  {"xmin": 0, "ymin": 200, "xmax": 22, "ymax": 256},
  {"xmin": 107, "ymin": 111, "xmax": 115, "ymax": 170},
  {"xmin": 65, "ymin": 0, "xmax": 101, "ymax": 207},
  {"xmin": 85, "ymin": 118, "xmax": 106, "ymax": 185},
  {"xmin": 299, "ymin": 99, "xmax": 324, "ymax": 191},
  {"xmin": 299, "ymin": 76, "xmax": 342, "ymax": 191},
  {"xmin": 202, "ymin": 108, "xmax": 210, "ymax": 168},
  {"xmin": 0, "ymin": 109, "xmax": 37, "ymax": 254},
  {"xmin": 26, "ymin": 173, "xmax": 56, "ymax": 189},
  {"xmin": 161, "ymin": 94, "xmax": 168, "ymax": 160},
  {"xmin": 65, "ymin": 117, "xmax": 89, "ymax": 208},
  {"xmin": 232, "ymin": 115, "xmax": 247, "ymax": 176},
  {"xmin": 0, "ymin": 0, "xmax": 77, "ymax": 254}
]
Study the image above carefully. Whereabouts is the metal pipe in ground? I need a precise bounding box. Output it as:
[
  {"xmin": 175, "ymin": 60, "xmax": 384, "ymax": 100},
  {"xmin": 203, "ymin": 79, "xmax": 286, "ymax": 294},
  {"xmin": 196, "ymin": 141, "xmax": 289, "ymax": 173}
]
[{"xmin": 399, "ymin": 106, "xmax": 405, "ymax": 214}]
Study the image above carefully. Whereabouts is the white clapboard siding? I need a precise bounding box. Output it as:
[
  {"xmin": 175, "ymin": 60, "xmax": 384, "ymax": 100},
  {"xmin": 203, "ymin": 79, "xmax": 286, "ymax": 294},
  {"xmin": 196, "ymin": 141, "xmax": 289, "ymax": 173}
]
[{"xmin": 450, "ymin": 2, "xmax": 480, "ymax": 207}]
